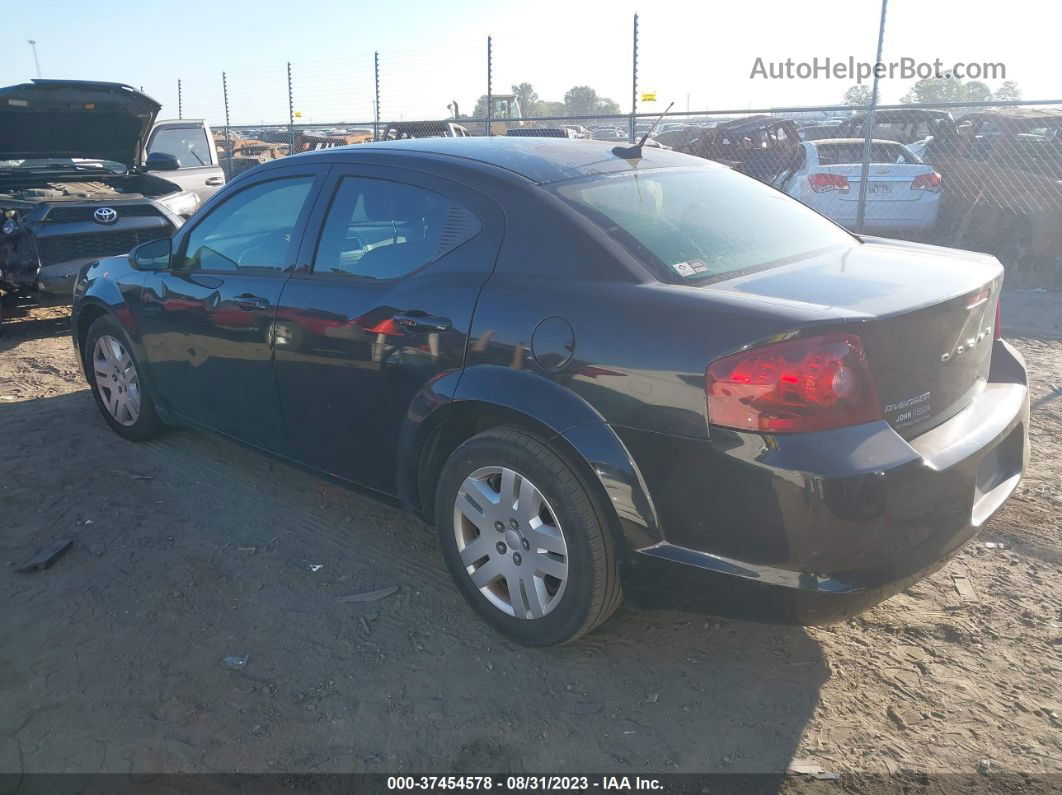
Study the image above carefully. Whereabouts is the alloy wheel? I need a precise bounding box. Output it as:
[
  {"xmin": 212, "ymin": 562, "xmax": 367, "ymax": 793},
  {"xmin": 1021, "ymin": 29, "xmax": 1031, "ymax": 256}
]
[
  {"xmin": 92, "ymin": 334, "xmax": 141, "ymax": 427},
  {"xmin": 453, "ymin": 466, "xmax": 569, "ymax": 619}
]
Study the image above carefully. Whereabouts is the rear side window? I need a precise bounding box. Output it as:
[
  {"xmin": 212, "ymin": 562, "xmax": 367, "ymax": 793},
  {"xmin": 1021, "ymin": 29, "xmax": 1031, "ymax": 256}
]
[
  {"xmin": 553, "ymin": 167, "xmax": 854, "ymax": 283},
  {"xmin": 311, "ymin": 176, "xmax": 480, "ymax": 280},
  {"xmin": 148, "ymin": 126, "xmax": 213, "ymax": 168},
  {"xmin": 817, "ymin": 142, "xmax": 919, "ymax": 165}
]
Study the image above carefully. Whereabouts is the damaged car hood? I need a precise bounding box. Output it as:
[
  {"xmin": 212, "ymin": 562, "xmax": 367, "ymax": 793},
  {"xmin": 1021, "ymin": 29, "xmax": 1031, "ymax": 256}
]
[{"xmin": 0, "ymin": 79, "xmax": 161, "ymax": 168}]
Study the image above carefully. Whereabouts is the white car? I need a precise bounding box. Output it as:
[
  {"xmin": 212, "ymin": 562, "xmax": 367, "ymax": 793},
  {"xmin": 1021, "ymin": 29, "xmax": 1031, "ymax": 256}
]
[{"xmin": 771, "ymin": 138, "xmax": 941, "ymax": 233}]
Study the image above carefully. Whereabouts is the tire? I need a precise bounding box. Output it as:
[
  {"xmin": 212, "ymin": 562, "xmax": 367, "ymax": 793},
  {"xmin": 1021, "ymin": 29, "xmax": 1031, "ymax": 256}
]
[
  {"xmin": 83, "ymin": 315, "xmax": 166, "ymax": 441},
  {"xmin": 434, "ymin": 426, "xmax": 622, "ymax": 646}
]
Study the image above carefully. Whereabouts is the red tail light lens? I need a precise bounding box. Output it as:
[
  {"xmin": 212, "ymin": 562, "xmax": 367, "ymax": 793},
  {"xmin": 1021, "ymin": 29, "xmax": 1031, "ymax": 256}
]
[
  {"xmin": 807, "ymin": 173, "xmax": 850, "ymax": 193},
  {"xmin": 994, "ymin": 297, "xmax": 1002, "ymax": 340},
  {"xmin": 911, "ymin": 172, "xmax": 942, "ymax": 192},
  {"xmin": 705, "ymin": 333, "xmax": 881, "ymax": 433}
]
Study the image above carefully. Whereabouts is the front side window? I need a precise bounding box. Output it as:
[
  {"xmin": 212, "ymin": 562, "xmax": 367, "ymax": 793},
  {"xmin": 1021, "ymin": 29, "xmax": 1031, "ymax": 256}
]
[
  {"xmin": 179, "ymin": 176, "xmax": 314, "ymax": 272},
  {"xmin": 553, "ymin": 166, "xmax": 855, "ymax": 283},
  {"xmin": 148, "ymin": 126, "xmax": 213, "ymax": 168},
  {"xmin": 312, "ymin": 177, "xmax": 480, "ymax": 280}
]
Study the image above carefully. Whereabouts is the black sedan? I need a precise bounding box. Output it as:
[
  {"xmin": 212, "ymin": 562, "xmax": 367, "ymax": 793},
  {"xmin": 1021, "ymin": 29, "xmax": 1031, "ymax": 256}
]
[{"xmin": 72, "ymin": 138, "xmax": 1029, "ymax": 646}]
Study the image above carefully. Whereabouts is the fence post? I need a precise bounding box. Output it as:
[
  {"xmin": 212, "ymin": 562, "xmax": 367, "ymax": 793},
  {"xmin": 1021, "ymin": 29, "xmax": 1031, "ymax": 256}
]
[
  {"xmin": 856, "ymin": 0, "xmax": 889, "ymax": 233},
  {"xmin": 486, "ymin": 36, "xmax": 493, "ymax": 136},
  {"xmin": 222, "ymin": 72, "xmax": 231, "ymax": 177},
  {"xmin": 287, "ymin": 61, "xmax": 295, "ymax": 154},
  {"xmin": 374, "ymin": 51, "xmax": 380, "ymax": 142},
  {"xmin": 177, "ymin": 79, "xmax": 182, "ymax": 120},
  {"xmin": 630, "ymin": 13, "xmax": 639, "ymax": 143}
]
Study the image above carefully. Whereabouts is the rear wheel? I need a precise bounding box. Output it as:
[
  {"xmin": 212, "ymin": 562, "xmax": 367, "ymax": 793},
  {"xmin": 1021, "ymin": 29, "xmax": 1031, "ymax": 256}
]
[
  {"xmin": 84, "ymin": 315, "xmax": 165, "ymax": 441},
  {"xmin": 435, "ymin": 427, "xmax": 621, "ymax": 646}
]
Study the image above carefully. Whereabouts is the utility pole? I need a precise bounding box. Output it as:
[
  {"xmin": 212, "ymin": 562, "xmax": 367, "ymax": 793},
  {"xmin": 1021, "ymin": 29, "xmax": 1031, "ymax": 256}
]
[
  {"xmin": 287, "ymin": 62, "xmax": 295, "ymax": 154},
  {"xmin": 856, "ymin": 0, "xmax": 889, "ymax": 233},
  {"xmin": 630, "ymin": 14, "xmax": 638, "ymax": 143},
  {"xmin": 486, "ymin": 36, "xmax": 493, "ymax": 136},
  {"xmin": 27, "ymin": 40, "xmax": 42, "ymax": 78},
  {"xmin": 373, "ymin": 51, "xmax": 380, "ymax": 141}
]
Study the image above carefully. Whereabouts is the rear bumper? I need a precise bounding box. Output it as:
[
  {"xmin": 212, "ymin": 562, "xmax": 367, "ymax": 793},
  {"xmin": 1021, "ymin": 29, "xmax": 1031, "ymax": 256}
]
[
  {"xmin": 617, "ymin": 339, "xmax": 1029, "ymax": 624},
  {"xmin": 814, "ymin": 198, "xmax": 939, "ymax": 233}
]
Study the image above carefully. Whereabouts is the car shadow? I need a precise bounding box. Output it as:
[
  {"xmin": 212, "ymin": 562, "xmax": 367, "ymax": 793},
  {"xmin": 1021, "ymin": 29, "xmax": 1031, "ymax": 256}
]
[
  {"xmin": 0, "ymin": 391, "xmax": 827, "ymax": 782},
  {"xmin": 0, "ymin": 297, "xmax": 71, "ymax": 351}
]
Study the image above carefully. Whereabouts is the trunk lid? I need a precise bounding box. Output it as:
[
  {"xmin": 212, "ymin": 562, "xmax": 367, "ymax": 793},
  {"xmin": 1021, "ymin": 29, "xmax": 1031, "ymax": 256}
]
[
  {"xmin": 0, "ymin": 80, "xmax": 161, "ymax": 169},
  {"xmin": 822, "ymin": 162, "xmax": 933, "ymax": 202},
  {"xmin": 708, "ymin": 238, "xmax": 1002, "ymax": 438}
]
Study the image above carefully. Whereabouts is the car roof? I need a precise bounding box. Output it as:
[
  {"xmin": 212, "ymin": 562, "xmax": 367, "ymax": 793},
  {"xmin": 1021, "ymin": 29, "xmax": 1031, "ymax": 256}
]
[{"xmin": 294, "ymin": 136, "xmax": 714, "ymax": 184}]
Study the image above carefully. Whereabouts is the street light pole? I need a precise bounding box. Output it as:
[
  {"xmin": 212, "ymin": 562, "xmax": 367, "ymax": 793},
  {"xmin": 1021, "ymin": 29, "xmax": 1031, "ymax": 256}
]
[{"xmin": 27, "ymin": 40, "xmax": 42, "ymax": 78}]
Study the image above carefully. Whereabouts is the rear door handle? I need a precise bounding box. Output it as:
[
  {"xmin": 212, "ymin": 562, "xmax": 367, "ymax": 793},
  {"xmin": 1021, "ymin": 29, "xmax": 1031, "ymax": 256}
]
[
  {"xmin": 233, "ymin": 293, "xmax": 269, "ymax": 311},
  {"xmin": 392, "ymin": 311, "xmax": 451, "ymax": 333},
  {"xmin": 205, "ymin": 176, "xmax": 225, "ymax": 186}
]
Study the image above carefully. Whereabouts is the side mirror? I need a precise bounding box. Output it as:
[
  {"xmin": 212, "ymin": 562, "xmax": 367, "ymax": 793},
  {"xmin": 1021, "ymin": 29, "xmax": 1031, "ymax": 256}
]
[
  {"xmin": 145, "ymin": 151, "xmax": 180, "ymax": 171},
  {"xmin": 132, "ymin": 237, "xmax": 172, "ymax": 271}
]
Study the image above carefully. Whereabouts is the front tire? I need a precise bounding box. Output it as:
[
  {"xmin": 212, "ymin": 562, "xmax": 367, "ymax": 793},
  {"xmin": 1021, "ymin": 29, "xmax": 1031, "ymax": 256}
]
[
  {"xmin": 83, "ymin": 315, "xmax": 165, "ymax": 441},
  {"xmin": 435, "ymin": 427, "xmax": 621, "ymax": 646}
]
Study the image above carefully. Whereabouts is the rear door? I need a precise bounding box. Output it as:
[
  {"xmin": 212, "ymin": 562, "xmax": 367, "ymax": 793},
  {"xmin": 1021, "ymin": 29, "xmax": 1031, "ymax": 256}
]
[
  {"xmin": 273, "ymin": 164, "xmax": 503, "ymax": 494},
  {"xmin": 137, "ymin": 165, "xmax": 328, "ymax": 451},
  {"xmin": 146, "ymin": 121, "xmax": 226, "ymax": 202}
]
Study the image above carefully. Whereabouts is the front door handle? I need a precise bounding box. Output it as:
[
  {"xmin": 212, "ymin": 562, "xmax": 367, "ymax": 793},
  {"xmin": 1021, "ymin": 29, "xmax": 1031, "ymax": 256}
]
[
  {"xmin": 205, "ymin": 176, "xmax": 225, "ymax": 186},
  {"xmin": 392, "ymin": 311, "xmax": 451, "ymax": 333},
  {"xmin": 233, "ymin": 293, "xmax": 269, "ymax": 311}
]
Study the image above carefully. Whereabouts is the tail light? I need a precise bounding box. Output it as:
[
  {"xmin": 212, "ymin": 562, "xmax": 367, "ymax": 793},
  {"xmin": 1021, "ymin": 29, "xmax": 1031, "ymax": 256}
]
[
  {"xmin": 994, "ymin": 298, "xmax": 1002, "ymax": 340},
  {"xmin": 807, "ymin": 173, "xmax": 850, "ymax": 193},
  {"xmin": 911, "ymin": 172, "xmax": 942, "ymax": 192},
  {"xmin": 705, "ymin": 333, "xmax": 881, "ymax": 433}
]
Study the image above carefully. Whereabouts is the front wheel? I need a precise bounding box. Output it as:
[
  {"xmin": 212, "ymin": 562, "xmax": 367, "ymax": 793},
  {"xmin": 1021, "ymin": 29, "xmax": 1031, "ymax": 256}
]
[
  {"xmin": 83, "ymin": 315, "xmax": 166, "ymax": 441},
  {"xmin": 435, "ymin": 427, "xmax": 621, "ymax": 646}
]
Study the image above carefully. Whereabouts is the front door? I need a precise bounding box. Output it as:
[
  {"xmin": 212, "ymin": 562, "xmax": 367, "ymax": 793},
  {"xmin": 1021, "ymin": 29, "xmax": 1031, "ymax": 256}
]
[
  {"xmin": 137, "ymin": 167, "xmax": 327, "ymax": 451},
  {"xmin": 146, "ymin": 122, "xmax": 226, "ymax": 203},
  {"xmin": 273, "ymin": 166, "xmax": 503, "ymax": 493}
]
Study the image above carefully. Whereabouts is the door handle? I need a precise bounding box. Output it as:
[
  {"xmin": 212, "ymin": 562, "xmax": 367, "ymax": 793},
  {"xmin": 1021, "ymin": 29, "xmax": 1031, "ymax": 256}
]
[
  {"xmin": 392, "ymin": 311, "xmax": 451, "ymax": 333},
  {"xmin": 205, "ymin": 176, "xmax": 225, "ymax": 186},
  {"xmin": 233, "ymin": 293, "xmax": 269, "ymax": 311}
]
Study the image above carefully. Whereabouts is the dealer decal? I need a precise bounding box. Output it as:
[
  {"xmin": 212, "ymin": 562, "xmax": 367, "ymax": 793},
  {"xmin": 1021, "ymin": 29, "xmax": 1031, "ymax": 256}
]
[{"xmin": 885, "ymin": 391, "xmax": 931, "ymax": 427}]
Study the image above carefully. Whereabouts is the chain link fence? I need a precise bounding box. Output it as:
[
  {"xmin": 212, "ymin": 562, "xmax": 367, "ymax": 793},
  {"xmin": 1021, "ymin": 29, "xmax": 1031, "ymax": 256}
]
[{"xmin": 171, "ymin": 31, "xmax": 1061, "ymax": 289}]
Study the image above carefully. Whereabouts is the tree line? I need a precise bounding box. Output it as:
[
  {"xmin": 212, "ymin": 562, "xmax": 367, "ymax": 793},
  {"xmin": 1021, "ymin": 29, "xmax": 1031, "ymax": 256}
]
[
  {"xmin": 842, "ymin": 78, "xmax": 1022, "ymax": 107},
  {"xmin": 462, "ymin": 82, "xmax": 621, "ymax": 119}
]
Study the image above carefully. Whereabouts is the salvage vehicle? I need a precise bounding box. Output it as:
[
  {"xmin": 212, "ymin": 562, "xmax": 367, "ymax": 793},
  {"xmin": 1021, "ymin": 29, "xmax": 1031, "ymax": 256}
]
[
  {"xmin": 1, "ymin": 80, "xmax": 191, "ymax": 300},
  {"xmin": 924, "ymin": 109, "xmax": 1062, "ymax": 285},
  {"xmin": 72, "ymin": 138, "xmax": 1028, "ymax": 646},
  {"xmin": 834, "ymin": 108, "xmax": 958, "ymax": 159},
  {"xmin": 145, "ymin": 119, "xmax": 226, "ymax": 204},
  {"xmin": 770, "ymin": 138, "xmax": 941, "ymax": 234},
  {"xmin": 506, "ymin": 127, "xmax": 576, "ymax": 138},
  {"xmin": 381, "ymin": 121, "xmax": 471, "ymax": 140},
  {"xmin": 679, "ymin": 115, "xmax": 801, "ymax": 181}
]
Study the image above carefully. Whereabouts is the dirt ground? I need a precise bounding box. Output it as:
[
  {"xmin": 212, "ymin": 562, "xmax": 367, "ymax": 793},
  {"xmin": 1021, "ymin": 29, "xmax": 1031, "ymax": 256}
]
[{"xmin": 0, "ymin": 293, "xmax": 1059, "ymax": 785}]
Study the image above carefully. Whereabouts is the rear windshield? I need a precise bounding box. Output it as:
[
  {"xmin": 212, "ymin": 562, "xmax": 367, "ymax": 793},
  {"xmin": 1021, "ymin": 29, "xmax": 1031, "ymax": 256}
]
[
  {"xmin": 552, "ymin": 166, "xmax": 855, "ymax": 283},
  {"xmin": 817, "ymin": 141, "xmax": 919, "ymax": 165}
]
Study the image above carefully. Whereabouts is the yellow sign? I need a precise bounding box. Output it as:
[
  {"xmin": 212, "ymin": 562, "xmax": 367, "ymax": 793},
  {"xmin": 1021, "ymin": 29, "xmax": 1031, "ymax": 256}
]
[
  {"xmin": 640, "ymin": 92, "xmax": 657, "ymax": 102},
  {"xmin": 293, "ymin": 111, "xmax": 303, "ymax": 118}
]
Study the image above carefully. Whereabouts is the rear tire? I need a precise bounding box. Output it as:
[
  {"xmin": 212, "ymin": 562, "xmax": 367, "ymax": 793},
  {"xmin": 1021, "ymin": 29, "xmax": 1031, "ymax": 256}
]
[
  {"xmin": 435, "ymin": 426, "xmax": 621, "ymax": 646},
  {"xmin": 83, "ymin": 315, "xmax": 166, "ymax": 442}
]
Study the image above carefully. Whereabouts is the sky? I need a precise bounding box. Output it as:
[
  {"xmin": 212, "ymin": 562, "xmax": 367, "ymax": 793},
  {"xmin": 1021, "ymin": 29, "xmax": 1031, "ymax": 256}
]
[{"xmin": 3, "ymin": 0, "xmax": 1057, "ymax": 126}]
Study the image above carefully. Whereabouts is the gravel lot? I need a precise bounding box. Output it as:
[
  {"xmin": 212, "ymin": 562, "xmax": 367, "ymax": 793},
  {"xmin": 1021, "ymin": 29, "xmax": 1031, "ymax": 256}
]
[{"xmin": 1, "ymin": 295, "xmax": 1059, "ymax": 784}]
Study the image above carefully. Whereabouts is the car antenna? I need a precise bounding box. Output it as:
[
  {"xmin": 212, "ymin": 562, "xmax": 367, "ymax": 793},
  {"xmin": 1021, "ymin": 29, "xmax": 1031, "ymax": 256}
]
[{"xmin": 612, "ymin": 102, "xmax": 674, "ymax": 160}]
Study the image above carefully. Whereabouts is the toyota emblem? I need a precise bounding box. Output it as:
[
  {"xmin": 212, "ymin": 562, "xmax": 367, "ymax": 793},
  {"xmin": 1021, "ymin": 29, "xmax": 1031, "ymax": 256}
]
[{"xmin": 93, "ymin": 207, "xmax": 118, "ymax": 225}]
